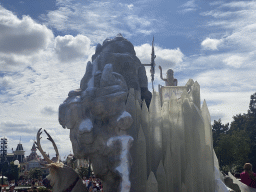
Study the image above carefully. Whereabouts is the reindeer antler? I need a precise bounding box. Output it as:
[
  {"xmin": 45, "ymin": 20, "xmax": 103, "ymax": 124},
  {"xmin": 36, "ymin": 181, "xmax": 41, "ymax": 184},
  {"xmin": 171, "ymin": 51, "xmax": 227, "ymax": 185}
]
[
  {"xmin": 35, "ymin": 128, "xmax": 53, "ymax": 164},
  {"xmin": 44, "ymin": 129, "xmax": 60, "ymax": 163}
]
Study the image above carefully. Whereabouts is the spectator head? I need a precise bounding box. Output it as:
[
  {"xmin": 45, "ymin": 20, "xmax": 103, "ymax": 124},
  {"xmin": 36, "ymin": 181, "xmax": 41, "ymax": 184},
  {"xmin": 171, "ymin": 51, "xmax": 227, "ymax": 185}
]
[
  {"xmin": 9, "ymin": 183, "xmax": 15, "ymax": 190},
  {"xmin": 244, "ymin": 163, "xmax": 253, "ymax": 171}
]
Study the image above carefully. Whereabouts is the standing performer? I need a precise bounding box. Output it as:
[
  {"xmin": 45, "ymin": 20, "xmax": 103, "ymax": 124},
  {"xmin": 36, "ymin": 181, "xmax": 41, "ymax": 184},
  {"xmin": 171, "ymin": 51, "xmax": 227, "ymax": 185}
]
[{"xmin": 159, "ymin": 65, "xmax": 177, "ymax": 86}]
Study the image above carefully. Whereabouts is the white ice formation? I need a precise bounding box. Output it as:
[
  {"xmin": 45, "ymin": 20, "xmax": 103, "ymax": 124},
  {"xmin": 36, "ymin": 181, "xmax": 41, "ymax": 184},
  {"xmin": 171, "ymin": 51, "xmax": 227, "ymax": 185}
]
[{"xmin": 127, "ymin": 79, "xmax": 215, "ymax": 192}]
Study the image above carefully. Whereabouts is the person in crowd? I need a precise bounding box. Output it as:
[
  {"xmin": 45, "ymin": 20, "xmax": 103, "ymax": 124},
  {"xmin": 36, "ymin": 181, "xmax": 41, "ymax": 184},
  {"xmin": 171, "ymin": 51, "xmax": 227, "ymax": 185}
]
[
  {"xmin": 98, "ymin": 182, "xmax": 103, "ymax": 191},
  {"xmin": 82, "ymin": 177, "xmax": 86, "ymax": 185},
  {"xmin": 89, "ymin": 186, "xmax": 93, "ymax": 192},
  {"xmin": 9, "ymin": 183, "xmax": 17, "ymax": 192},
  {"xmin": 240, "ymin": 163, "xmax": 256, "ymax": 188},
  {"xmin": 2, "ymin": 186, "xmax": 7, "ymax": 192},
  {"xmin": 87, "ymin": 177, "xmax": 93, "ymax": 190},
  {"xmin": 31, "ymin": 179, "xmax": 35, "ymax": 187},
  {"xmin": 85, "ymin": 177, "xmax": 89, "ymax": 187},
  {"xmin": 92, "ymin": 182, "xmax": 100, "ymax": 192}
]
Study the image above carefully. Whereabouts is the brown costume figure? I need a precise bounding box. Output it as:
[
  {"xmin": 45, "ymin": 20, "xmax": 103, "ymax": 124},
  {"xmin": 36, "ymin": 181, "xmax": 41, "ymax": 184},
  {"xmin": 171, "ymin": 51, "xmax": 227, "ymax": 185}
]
[{"xmin": 159, "ymin": 65, "xmax": 177, "ymax": 86}]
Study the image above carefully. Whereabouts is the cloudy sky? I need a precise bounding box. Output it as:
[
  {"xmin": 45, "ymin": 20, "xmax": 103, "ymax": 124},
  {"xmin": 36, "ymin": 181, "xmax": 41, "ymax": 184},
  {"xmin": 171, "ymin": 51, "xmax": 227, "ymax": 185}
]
[{"xmin": 0, "ymin": 0, "xmax": 255, "ymax": 159}]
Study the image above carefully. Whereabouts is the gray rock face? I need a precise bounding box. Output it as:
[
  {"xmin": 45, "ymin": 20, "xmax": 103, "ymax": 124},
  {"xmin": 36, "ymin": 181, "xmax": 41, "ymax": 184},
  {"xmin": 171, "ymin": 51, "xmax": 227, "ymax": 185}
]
[{"xmin": 81, "ymin": 34, "xmax": 151, "ymax": 106}]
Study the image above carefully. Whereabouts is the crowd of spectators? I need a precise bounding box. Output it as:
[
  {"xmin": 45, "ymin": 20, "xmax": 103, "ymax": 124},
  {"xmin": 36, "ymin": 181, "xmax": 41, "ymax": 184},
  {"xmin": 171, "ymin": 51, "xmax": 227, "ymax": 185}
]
[
  {"xmin": 0, "ymin": 178, "xmax": 46, "ymax": 192},
  {"xmin": 82, "ymin": 176, "xmax": 103, "ymax": 192},
  {"xmin": 0, "ymin": 176, "xmax": 102, "ymax": 191},
  {"xmin": 17, "ymin": 179, "xmax": 43, "ymax": 187}
]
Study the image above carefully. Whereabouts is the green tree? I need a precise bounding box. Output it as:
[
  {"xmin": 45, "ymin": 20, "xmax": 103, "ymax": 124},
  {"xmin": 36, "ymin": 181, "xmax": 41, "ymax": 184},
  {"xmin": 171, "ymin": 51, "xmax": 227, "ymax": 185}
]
[
  {"xmin": 246, "ymin": 93, "xmax": 256, "ymax": 169},
  {"xmin": 212, "ymin": 119, "xmax": 229, "ymax": 148},
  {"xmin": 214, "ymin": 129, "xmax": 251, "ymax": 173},
  {"xmin": 5, "ymin": 162, "xmax": 19, "ymax": 181},
  {"xmin": 212, "ymin": 92, "xmax": 256, "ymax": 173},
  {"xmin": 214, "ymin": 133, "xmax": 234, "ymax": 168},
  {"xmin": 249, "ymin": 93, "xmax": 256, "ymax": 116},
  {"xmin": 230, "ymin": 113, "xmax": 247, "ymax": 133},
  {"xmin": 29, "ymin": 168, "xmax": 43, "ymax": 179},
  {"xmin": 231, "ymin": 130, "xmax": 251, "ymax": 166}
]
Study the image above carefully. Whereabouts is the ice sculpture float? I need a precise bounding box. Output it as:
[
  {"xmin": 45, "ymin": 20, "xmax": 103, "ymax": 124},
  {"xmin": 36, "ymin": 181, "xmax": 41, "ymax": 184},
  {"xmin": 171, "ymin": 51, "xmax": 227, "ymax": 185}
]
[{"xmin": 59, "ymin": 34, "xmax": 216, "ymax": 192}]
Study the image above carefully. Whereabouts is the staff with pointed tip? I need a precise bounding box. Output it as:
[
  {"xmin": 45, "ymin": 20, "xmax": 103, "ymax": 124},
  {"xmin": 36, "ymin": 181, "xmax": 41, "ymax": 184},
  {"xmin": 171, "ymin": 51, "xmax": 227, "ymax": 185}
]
[{"xmin": 142, "ymin": 36, "xmax": 156, "ymax": 91}]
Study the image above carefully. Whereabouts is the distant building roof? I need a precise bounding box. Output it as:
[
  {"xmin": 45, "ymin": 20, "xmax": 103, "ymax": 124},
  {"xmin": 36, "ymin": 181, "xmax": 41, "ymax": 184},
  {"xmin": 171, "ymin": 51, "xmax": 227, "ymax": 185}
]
[
  {"xmin": 16, "ymin": 143, "xmax": 24, "ymax": 151},
  {"xmin": 31, "ymin": 143, "xmax": 37, "ymax": 152}
]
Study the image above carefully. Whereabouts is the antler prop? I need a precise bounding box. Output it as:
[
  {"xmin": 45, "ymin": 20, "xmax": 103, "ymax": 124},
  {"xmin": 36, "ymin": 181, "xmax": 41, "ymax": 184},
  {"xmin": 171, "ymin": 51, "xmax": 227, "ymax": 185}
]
[
  {"xmin": 44, "ymin": 129, "xmax": 60, "ymax": 163},
  {"xmin": 35, "ymin": 128, "xmax": 54, "ymax": 164}
]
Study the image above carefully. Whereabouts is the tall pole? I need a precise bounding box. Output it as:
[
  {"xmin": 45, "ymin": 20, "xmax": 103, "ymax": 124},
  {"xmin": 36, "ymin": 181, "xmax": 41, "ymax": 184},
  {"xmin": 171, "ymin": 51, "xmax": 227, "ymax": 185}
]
[
  {"xmin": 0, "ymin": 138, "xmax": 7, "ymax": 185},
  {"xmin": 142, "ymin": 36, "xmax": 156, "ymax": 92}
]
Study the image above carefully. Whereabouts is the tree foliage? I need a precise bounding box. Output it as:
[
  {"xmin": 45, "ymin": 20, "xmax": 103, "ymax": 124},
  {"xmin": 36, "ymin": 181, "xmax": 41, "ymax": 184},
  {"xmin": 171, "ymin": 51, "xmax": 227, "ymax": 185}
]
[
  {"xmin": 212, "ymin": 119, "xmax": 229, "ymax": 148},
  {"xmin": 249, "ymin": 93, "xmax": 256, "ymax": 116},
  {"xmin": 5, "ymin": 162, "xmax": 19, "ymax": 181},
  {"xmin": 29, "ymin": 168, "xmax": 42, "ymax": 179},
  {"xmin": 212, "ymin": 92, "xmax": 256, "ymax": 173}
]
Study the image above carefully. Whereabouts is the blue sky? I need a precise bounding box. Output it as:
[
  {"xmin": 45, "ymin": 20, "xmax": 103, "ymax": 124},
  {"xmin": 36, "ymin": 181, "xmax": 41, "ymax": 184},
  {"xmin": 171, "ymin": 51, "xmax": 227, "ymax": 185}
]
[{"xmin": 0, "ymin": 0, "xmax": 255, "ymax": 159}]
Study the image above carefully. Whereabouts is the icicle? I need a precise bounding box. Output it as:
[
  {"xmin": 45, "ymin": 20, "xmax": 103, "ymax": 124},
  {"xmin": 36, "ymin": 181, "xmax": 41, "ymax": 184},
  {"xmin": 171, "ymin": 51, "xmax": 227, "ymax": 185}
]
[
  {"xmin": 136, "ymin": 126, "xmax": 147, "ymax": 192},
  {"xmin": 146, "ymin": 171, "xmax": 158, "ymax": 192},
  {"xmin": 164, "ymin": 143, "xmax": 173, "ymax": 192},
  {"xmin": 149, "ymin": 92, "xmax": 162, "ymax": 174},
  {"xmin": 156, "ymin": 160, "xmax": 167, "ymax": 192}
]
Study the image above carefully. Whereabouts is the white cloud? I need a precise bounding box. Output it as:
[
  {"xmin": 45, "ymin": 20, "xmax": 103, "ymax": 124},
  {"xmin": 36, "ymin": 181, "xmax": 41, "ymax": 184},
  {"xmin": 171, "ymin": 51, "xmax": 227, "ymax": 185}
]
[
  {"xmin": 194, "ymin": 68, "xmax": 255, "ymax": 92},
  {"xmin": 179, "ymin": 0, "xmax": 197, "ymax": 13},
  {"xmin": 135, "ymin": 44, "xmax": 184, "ymax": 67},
  {"xmin": 41, "ymin": 106, "xmax": 57, "ymax": 116},
  {"xmin": 186, "ymin": 2, "xmax": 256, "ymax": 125},
  {"xmin": 0, "ymin": 120, "xmax": 37, "ymax": 135},
  {"xmin": 0, "ymin": 7, "xmax": 92, "ymax": 158},
  {"xmin": 182, "ymin": 0, "xmax": 197, "ymax": 8},
  {"xmin": 0, "ymin": 6, "xmax": 54, "ymax": 55},
  {"xmin": 201, "ymin": 38, "xmax": 223, "ymax": 50},
  {"xmin": 223, "ymin": 55, "xmax": 245, "ymax": 68},
  {"xmin": 125, "ymin": 15, "xmax": 151, "ymax": 30},
  {"xmin": 192, "ymin": 66, "xmax": 256, "ymax": 124},
  {"xmin": 42, "ymin": 1, "xmax": 160, "ymax": 43},
  {"xmin": 0, "ymin": 5, "xmax": 55, "ymax": 72},
  {"xmin": 0, "ymin": 53, "xmax": 38, "ymax": 72},
  {"xmin": 221, "ymin": 1, "xmax": 256, "ymax": 9},
  {"xmin": 0, "ymin": 76, "xmax": 14, "ymax": 88},
  {"xmin": 201, "ymin": 91, "xmax": 252, "ymax": 124},
  {"xmin": 202, "ymin": 1, "xmax": 256, "ymax": 52},
  {"xmin": 55, "ymin": 35, "xmax": 91, "ymax": 62},
  {"xmin": 127, "ymin": 4, "xmax": 134, "ymax": 10}
]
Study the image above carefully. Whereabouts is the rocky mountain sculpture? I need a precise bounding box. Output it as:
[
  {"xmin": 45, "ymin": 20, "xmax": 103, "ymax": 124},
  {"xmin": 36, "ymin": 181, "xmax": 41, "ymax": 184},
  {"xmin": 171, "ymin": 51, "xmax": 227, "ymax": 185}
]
[
  {"xmin": 59, "ymin": 34, "xmax": 216, "ymax": 192},
  {"xmin": 59, "ymin": 34, "xmax": 152, "ymax": 191}
]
